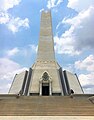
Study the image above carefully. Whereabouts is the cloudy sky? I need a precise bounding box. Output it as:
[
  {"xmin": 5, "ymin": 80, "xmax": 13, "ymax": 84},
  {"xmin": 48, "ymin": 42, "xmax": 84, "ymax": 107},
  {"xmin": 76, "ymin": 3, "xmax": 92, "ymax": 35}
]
[{"xmin": 0, "ymin": 0, "xmax": 94, "ymax": 94}]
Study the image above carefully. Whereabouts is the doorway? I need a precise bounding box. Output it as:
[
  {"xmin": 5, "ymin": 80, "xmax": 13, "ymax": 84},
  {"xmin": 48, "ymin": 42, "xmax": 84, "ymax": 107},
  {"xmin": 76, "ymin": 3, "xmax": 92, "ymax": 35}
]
[{"xmin": 42, "ymin": 83, "xmax": 49, "ymax": 96}]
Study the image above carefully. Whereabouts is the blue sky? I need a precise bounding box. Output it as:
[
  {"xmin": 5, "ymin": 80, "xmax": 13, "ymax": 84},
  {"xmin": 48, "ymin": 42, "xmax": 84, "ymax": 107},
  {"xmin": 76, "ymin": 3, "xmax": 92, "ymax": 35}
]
[{"xmin": 0, "ymin": 0, "xmax": 94, "ymax": 94}]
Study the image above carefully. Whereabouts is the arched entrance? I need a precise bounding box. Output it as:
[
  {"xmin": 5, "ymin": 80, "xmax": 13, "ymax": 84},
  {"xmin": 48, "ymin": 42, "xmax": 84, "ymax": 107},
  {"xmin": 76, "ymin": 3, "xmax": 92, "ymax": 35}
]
[{"xmin": 39, "ymin": 72, "xmax": 52, "ymax": 96}]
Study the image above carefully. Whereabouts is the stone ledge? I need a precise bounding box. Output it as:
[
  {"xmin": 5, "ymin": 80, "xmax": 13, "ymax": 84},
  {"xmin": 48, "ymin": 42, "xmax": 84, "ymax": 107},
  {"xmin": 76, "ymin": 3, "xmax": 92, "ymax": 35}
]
[{"xmin": 0, "ymin": 116, "xmax": 94, "ymax": 120}]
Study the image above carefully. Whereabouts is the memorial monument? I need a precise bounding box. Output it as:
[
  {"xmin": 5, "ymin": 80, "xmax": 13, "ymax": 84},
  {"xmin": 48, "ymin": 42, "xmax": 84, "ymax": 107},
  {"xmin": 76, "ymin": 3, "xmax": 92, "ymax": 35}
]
[
  {"xmin": 9, "ymin": 11, "xmax": 83, "ymax": 96},
  {"xmin": 0, "ymin": 11, "xmax": 94, "ymax": 119}
]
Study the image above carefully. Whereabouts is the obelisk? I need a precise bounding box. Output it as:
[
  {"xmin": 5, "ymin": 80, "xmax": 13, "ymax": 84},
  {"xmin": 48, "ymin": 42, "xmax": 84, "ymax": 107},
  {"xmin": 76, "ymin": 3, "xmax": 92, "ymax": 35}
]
[{"xmin": 28, "ymin": 11, "xmax": 63, "ymax": 96}]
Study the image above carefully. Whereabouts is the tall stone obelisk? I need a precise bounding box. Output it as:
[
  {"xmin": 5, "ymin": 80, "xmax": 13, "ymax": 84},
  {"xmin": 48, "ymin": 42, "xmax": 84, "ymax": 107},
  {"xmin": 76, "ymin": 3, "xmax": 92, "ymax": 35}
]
[{"xmin": 28, "ymin": 11, "xmax": 63, "ymax": 96}]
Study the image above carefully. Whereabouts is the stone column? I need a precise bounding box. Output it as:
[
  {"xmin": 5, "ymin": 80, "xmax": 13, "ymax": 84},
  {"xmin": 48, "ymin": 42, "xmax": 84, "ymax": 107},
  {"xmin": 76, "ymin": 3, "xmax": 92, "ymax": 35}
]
[
  {"xmin": 49, "ymin": 81, "xmax": 52, "ymax": 96},
  {"xmin": 39, "ymin": 81, "xmax": 42, "ymax": 96}
]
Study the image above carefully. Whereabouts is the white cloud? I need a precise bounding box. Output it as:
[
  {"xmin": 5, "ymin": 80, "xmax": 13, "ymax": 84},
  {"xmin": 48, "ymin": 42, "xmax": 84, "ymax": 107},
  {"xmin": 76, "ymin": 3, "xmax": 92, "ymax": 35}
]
[
  {"xmin": 67, "ymin": 0, "xmax": 94, "ymax": 12},
  {"xmin": 0, "ymin": 57, "xmax": 28, "ymax": 93},
  {"xmin": 0, "ymin": 12, "xmax": 29, "ymax": 33},
  {"xmin": 67, "ymin": 0, "xmax": 78, "ymax": 10},
  {"xmin": 55, "ymin": 6, "xmax": 94, "ymax": 55},
  {"xmin": 40, "ymin": 9, "xmax": 45, "ymax": 13},
  {"xmin": 0, "ymin": 0, "xmax": 21, "ymax": 11},
  {"xmin": 74, "ymin": 55, "xmax": 94, "ymax": 94},
  {"xmin": 75, "ymin": 55, "xmax": 94, "ymax": 72},
  {"xmin": 0, "ymin": 83, "xmax": 11, "ymax": 94},
  {"xmin": 7, "ymin": 47, "xmax": 19, "ymax": 56},
  {"xmin": 63, "ymin": 64, "xmax": 75, "ymax": 73},
  {"xmin": 0, "ymin": 0, "xmax": 29, "ymax": 33},
  {"xmin": 47, "ymin": 0, "xmax": 64, "ymax": 9},
  {"xmin": 7, "ymin": 17, "xmax": 29, "ymax": 33},
  {"xmin": 29, "ymin": 44, "xmax": 38, "ymax": 53},
  {"xmin": 54, "ymin": 35, "xmax": 80, "ymax": 55},
  {"xmin": 79, "ymin": 73, "xmax": 94, "ymax": 87},
  {"xmin": 16, "ymin": 44, "xmax": 37, "ymax": 58},
  {"xmin": 79, "ymin": 73, "xmax": 94, "ymax": 93},
  {"xmin": 0, "ymin": 12, "xmax": 10, "ymax": 24},
  {"xmin": 5, "ymin": 44, "xmax": 37, "ymax": 59},
  {"xmin": 0, "ymin": 58, "xmax": 20, "ymax": 80},
  {"xmin": 83, "ymin": 86, "xmax": 94, "ymax": 94}
]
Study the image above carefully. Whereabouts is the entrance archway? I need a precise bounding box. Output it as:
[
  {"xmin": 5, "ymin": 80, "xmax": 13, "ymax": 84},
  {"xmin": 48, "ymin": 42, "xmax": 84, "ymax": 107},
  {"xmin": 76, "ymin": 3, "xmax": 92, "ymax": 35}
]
[{"xmin": 39, "ymin": 72, "xmax": 52, "ymax": 96}]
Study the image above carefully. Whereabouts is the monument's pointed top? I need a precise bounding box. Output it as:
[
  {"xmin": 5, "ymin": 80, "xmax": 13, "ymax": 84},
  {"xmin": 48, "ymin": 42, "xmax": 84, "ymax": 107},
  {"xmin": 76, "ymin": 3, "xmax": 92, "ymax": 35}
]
[{"xmin": 40, "ymin": 8, "xmax": 51, "ymax": 13}]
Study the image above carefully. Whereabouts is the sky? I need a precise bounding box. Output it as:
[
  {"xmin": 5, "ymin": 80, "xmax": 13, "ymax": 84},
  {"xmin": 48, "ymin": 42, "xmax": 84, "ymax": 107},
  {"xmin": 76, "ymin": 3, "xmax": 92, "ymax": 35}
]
[{"xmin": 0, "ymin": 0, "xmax": 94, "ymax": 94}]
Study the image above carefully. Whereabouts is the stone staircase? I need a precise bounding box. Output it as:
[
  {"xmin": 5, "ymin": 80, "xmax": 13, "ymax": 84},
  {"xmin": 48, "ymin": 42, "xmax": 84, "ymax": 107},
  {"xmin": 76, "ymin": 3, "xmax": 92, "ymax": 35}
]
[{"xmin": 0, "ymin": 94, "xmax": 94, "ymax": 116}]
